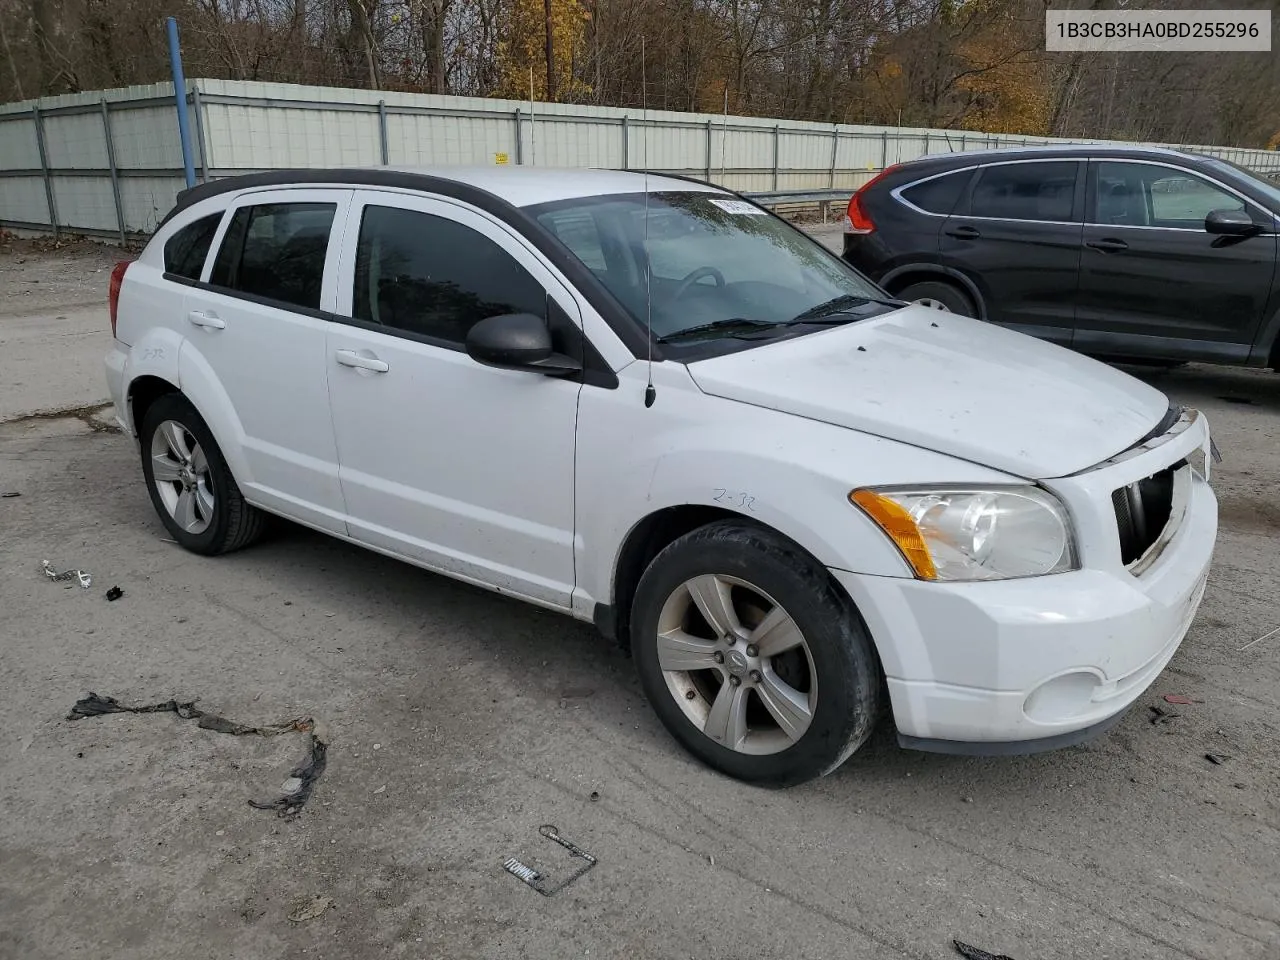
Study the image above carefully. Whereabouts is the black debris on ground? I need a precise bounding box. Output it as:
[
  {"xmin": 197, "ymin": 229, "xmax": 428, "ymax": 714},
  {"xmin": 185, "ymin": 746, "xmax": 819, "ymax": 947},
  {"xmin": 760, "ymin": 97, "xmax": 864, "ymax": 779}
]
[
  {"xmin": 66, "ymin": 692, "xmax": 327, "ymax": 818},
  {"xmin": 954, "ymin": 940, "xmax": 1016, "ymax": 960},
  {"xmin": 104, "ymin": 586, "xmax": 123, "ymax": 601}
]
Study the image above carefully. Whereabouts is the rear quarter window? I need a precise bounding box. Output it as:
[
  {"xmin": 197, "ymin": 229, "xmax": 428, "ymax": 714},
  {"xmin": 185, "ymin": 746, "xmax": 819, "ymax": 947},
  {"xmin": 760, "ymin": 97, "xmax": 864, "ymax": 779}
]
[
  {"xmin": 898, "ymin": 171, "xmax": 970, "ymax": 215},
  {"xmin": 164, "ymin": 213, "xmax": 223, "ymax": 280}
]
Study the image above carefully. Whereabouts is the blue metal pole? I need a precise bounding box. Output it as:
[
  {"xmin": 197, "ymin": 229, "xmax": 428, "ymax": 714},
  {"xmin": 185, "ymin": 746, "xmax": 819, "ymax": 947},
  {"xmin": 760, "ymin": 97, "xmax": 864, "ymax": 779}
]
[{"xmin": 167, "ymin": 16, "xmax": 196, "ymax": 188}]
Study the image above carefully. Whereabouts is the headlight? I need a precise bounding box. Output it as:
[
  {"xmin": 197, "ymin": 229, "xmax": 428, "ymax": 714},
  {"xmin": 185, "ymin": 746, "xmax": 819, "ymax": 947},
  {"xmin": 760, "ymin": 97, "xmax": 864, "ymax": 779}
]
[{"xmin": 850, "ymin": 486, "xmax": 1077, "ymax": 581}]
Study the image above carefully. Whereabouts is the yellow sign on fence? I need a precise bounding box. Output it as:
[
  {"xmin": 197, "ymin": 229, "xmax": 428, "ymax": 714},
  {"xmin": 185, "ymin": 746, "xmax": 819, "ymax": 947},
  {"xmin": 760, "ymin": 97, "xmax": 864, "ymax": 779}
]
[{"xmin": 494, "ymin": 153, "xmax": 509, "ymax": 165}]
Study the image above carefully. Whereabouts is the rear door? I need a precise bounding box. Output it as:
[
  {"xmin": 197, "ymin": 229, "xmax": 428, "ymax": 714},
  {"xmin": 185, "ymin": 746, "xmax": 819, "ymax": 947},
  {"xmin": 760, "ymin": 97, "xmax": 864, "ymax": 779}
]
[
  {"xmin": 1073, "ymin": 159, "xmax": 1278, "ymax": 363},
  {"xmin": 938, "ymin": 159, "xmax": 1085, "ymax": 345},
  {"xmin": 181, "ymin": 188, "xmax": 353, "ymax": 534}
]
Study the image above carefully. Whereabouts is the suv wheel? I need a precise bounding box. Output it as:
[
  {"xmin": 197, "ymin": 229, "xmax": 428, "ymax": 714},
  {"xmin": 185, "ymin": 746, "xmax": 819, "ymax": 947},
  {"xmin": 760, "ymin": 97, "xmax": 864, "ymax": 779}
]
[
  {"xmin": 139, "ymin": 394, "xmax": 266, "ymax": 556},
  {"xmin": 896, "ymin": 279, "xmax": 976, "ymax": 318},
  {"xmin": 631, "ymin": 520, "xmax": 881, "ymax": 786}
]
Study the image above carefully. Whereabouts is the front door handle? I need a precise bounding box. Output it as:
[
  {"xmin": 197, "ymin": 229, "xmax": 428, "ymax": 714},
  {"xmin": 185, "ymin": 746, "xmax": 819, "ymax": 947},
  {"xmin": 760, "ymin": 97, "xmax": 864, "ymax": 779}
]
[
  {"xmin": 187, "ymin": 310, "xmax": 225, "ymax": 330},
  {"xmin": 335, "ymin": 349, "xmax": 389, "ymax": 373},
  {"xmin": 945, "ymin": 225, "xmax": 981, "ymax": 239},
  {"xmin": 1086, "ymin": 238, "xmax": 1129, "ymax": 253}
]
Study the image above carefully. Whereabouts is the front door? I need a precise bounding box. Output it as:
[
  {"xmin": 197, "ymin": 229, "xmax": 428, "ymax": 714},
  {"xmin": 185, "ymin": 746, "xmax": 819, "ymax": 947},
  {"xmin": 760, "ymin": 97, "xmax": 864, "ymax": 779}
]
[
  {"xmin": 939, "ymin": 158, "xmax": 1085, "ymax": 346},
  {"xmin": 325, "ymin": 191, "xmax": 581, "ymax": 609},
  {"xmin": 1073, "ymin": 159, "xmax": 1278, "ymax": 363}
]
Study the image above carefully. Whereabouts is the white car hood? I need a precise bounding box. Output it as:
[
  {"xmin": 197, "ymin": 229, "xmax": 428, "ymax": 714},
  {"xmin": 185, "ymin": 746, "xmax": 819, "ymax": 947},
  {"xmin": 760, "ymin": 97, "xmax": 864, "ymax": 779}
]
[{"xmin": 685, "ymin": 306, "xmax": 1170, "ymax": 479}]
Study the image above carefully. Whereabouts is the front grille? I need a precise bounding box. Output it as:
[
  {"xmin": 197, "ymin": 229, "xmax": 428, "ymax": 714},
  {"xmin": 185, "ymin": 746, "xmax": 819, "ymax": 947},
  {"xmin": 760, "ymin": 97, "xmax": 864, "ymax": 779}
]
[{"xmin": 1112, "ymin": 462, "xmax": 1181, "ymax": 565}]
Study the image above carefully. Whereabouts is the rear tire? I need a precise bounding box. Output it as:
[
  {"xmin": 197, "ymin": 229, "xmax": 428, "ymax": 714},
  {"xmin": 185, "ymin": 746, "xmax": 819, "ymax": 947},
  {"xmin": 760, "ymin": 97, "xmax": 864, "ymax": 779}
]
[
  {"xmin": 896, "ymin": 279, "xmax": 976, "ymax": 318},
  {"xmin": 630, "ymin": 520, "xmax": 881, "ymax": 786},
  {"xmin": 139, "ymin": 394, "xmax": 265, "ymax": 556}
]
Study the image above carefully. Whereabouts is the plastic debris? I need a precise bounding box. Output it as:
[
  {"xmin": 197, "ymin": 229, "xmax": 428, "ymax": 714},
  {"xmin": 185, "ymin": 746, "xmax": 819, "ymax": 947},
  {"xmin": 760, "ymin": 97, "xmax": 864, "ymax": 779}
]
[
  {"xmin": 288, "ymin": 895, "xmax": 334, "ymax": 923},
  {"xmin": 1149, "ymin": 705, "xmax": 1180, "ymax": 725},
  {"xmin": 1162, "ymin": 694, "xmax": 1201, "ymax": 705},
  {"xmin": 105, "ymin": 586, "xmax": 123, "ymax": 602},
  {"xmin": 1, "ymin": 491, "xmax": 20, "ymax": 498},
  {"xmin": 503, "ymin": 825, "xmax": 598, "ymax": 897},
  {"xmin": 1205, "ymin": 753, "xmax": 1231, "ymax": 765},
  {"xmin": 954, "ymin": 940, "xmax": 1016, "ymax": 960},
  {"xmin": 42, "ymin": 559, "xmax": 91, "ymax": 588},
  {"xmin": 66, "ymin": 692, "xmax": 326, "ymax": 819},
  {"xmin": 1239, "ymin": 625, "xmax": 1280, "ymax": 652}
]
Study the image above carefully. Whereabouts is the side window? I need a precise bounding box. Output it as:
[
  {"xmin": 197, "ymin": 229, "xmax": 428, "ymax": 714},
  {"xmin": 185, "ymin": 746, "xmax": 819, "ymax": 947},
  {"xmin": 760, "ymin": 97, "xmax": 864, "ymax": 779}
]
[
  {"xmin": 1093, "ymin": 162, "xmax": 1247, "ymax": 228},
  {"xmin": 352, "ymin": 205, "xmax": 547, "ymax": 345},
  {"xmin": 970, "ymin": 162, "xmax": 1078, "ymax": 222},
  {"xmin": 164, "ymin": 212, "xmax": 223, "ymax": 280},
  {"xmin": 208, "ymin": 202, "xmax": 335, "ymax": 310},
  {"xmin": 1149, "ymin": 169, "xmax": 1244, "ymax": 226},
  {"xmin": 899, "ymin": 170, "xmax": 970, "ymax": 215}
]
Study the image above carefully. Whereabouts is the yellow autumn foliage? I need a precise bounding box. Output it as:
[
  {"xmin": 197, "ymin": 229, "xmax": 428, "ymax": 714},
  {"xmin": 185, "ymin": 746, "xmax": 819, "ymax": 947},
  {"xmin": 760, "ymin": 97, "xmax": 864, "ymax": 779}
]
[{"xmin": 495, "ymin": 0, "xmax": 592, "ymax": 102}]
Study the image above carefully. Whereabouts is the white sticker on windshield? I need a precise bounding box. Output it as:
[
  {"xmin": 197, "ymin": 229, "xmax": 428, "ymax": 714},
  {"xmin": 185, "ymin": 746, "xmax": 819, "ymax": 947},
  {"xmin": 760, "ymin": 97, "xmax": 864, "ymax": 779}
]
[{"xmin": 708, "ymin": 198, "xmax": 769, "ymax": 215}]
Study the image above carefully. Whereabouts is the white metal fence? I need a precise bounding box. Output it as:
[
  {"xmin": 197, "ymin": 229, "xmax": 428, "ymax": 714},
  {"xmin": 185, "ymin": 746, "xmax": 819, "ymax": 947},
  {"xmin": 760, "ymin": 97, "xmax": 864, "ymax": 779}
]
[{"xmin": 2, "ymin": 77, "xmax": 1278, "ymax": 239}]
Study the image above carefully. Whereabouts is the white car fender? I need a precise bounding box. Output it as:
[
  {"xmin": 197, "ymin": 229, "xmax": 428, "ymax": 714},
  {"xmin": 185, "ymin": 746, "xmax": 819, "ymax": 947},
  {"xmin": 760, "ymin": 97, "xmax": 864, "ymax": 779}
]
[
  {"xmin": 118, "ymin": 327, "xmax": 187, "ymax": 435},
  {"xmin": 175, "ymin": 338, "xmax": 254, "ymax": 485}
]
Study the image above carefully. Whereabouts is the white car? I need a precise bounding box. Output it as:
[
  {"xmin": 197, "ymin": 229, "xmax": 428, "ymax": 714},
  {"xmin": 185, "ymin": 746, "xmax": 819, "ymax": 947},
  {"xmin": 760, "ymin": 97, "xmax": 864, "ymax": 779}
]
[{"xmin": 104, "ymin": 167, "xmax": 1218, "ymax": 785}]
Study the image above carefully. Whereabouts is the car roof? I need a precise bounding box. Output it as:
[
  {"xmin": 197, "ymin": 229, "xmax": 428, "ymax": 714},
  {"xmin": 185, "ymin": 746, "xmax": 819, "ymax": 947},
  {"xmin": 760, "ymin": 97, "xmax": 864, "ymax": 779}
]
[
  {"xmin": 910, "ymin": 143, "xmax": 1206, "ymax": 166},
  {"xmin": 164, "ymin": 165, "xmax": 727, "ymax": 227}
]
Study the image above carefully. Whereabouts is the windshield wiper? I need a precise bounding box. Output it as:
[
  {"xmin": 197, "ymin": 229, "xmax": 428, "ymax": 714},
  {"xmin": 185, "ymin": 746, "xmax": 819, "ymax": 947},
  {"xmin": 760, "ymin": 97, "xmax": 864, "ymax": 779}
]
[
  {"xmin": 656, "ymin": 318, "xmax": 780, "ymax": 343},
  {"xmin": 784, "ymin": 293, "xmax": 906, "ymax": 325}
]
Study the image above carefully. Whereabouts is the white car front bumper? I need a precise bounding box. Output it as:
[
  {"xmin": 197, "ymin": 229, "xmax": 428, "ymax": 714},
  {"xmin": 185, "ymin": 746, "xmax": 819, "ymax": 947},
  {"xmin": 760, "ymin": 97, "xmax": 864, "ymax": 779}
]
[{"xmin": 832, "ymin": 411, "xmax": 1218, "ymax": 753}]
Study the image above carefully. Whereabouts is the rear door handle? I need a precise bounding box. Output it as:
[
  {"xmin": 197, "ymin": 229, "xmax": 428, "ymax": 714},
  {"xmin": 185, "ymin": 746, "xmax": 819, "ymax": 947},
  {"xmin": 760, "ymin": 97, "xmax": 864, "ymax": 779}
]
[
  {"xmin": 187, "ymin": 310, "xmax": 225, "ymax": 330},
  {"xmin": 1086, "ymin": 238, "xmax": 1129, "ymax": 253},
  {"xmin": 945, "ymin": 225, "xmax": 981, "ymax": 239},
  {"xmin": 335, "ymin": 349, "xmax": 389, "ymax": 373}
]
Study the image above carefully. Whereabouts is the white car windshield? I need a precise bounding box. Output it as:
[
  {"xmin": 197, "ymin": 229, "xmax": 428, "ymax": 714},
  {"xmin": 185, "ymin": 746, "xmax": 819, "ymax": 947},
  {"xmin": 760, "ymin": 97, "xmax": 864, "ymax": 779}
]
[{"xmin": 529, "ymin": 191, "xmax": 894, "ymax": 343}]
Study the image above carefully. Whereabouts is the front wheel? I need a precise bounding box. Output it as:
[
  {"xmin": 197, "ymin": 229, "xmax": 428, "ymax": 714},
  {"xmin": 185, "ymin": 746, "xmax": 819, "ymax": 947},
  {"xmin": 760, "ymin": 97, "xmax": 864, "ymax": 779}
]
[{"xmin": 630, "ymin": 520, "xmax": 881, "ymax": 786}]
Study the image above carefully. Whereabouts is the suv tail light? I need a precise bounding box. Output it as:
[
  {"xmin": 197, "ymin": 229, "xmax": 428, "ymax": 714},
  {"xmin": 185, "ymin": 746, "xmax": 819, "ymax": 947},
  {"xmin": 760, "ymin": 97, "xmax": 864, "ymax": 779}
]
[
  {"xmin": 108, "ymin": 260, "xmax": 130, "ymax": 338},
  {"xmin": 844, "ymin": 164, "xmax": 901, "ymax": 235}
]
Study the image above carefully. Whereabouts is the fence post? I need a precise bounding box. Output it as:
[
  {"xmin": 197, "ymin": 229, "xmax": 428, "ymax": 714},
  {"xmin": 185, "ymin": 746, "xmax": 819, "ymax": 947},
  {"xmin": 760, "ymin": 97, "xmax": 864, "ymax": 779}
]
[
  {"xmin": 191, "ymin": 86, "xmax": 209, "ymax": 181},
  {"xmin": 32, "ymin": 105, "xmax": 59, "ymax": 239},
  {"xmin": 166, "ymin": 16, "xmax": 196, "ymax": 188},
  {"xmin": 100, "ymin": 99, "xmax": 126, "ymax": 241},
  {"xmin": 880, "ymin": 130, "xmax": 888, "ymax": 170},
  {"xmin": 621, "ymin": 116, "xmax": 629, "ymax": 170},
  {"xmin": 772, "ymin": 125, "xmax": 780, "ymax": 191},
  {"xmin": 828, "ymin": 125, "xmax": 838, "ymax": 188},
  {"xmin": 705, "ymin": 119, "xmax": 713, "ymax": 181},
  {"xmin": 514, "ymin": 109, "xmax": 523, "ymax": 164},
  {"xmin": 378, "ymin": 99, "xmax": 389, "ymax": 165},
  {"xmin": 960, "ymin": 133, "xmax": 966, "ymax": 152}
]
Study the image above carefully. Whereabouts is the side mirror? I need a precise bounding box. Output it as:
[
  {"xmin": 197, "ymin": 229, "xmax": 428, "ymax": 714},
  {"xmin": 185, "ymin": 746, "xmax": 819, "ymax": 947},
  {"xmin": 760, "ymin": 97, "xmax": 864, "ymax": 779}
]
[
  {"xmin": 465, "ymin": 313, "xmax": 582, "ymax": 376},
  {"xmin": 1205, "ymin": 208, "xmax": 1261, "ymax": 237}
]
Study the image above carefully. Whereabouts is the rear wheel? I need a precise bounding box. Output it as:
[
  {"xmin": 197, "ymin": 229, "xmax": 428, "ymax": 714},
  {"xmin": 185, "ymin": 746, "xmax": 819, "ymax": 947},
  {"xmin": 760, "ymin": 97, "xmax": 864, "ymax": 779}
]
[
  {"xmin": 139, "ymin": 394, "xmax": 265, "ymax": 556},
  {"xmin": 896, "ymin": 279, "xmax": 976, "ymax": 318},
  {"xmin": 630, "ymin": 520, "xmax": 881, "ymax": 786}
]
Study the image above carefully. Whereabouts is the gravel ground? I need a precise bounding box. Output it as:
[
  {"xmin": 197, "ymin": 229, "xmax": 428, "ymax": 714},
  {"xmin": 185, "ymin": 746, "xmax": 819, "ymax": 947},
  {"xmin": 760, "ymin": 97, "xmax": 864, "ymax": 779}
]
[{"xmin": 1, "ymin": 238, "xmax": 1278, "ymax": 960}]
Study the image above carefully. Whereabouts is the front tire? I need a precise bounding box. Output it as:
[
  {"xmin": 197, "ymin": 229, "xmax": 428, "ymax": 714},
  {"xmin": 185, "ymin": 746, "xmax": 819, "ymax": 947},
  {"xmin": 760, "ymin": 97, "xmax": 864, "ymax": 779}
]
[
  {"xmin": 631, "ymin": 520, "xmax": 881, "ymax": 786},
  {"xmin": 139, "ymin": 393, "xmax": 265, "ymax": 556}
]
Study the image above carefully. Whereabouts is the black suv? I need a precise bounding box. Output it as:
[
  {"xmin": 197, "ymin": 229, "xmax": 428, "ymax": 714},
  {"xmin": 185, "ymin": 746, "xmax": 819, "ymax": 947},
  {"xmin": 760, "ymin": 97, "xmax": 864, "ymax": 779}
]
[{"xmin": 842, "ymin": 145, "xmax": 1280, "ymax": 369}]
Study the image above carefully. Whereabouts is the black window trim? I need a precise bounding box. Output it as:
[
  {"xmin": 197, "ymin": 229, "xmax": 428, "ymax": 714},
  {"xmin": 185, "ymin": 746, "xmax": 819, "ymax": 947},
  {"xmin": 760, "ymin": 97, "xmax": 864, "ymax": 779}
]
[
  {"xmin": 957, "ymin": 157, "xmax": 1086, "ymax": 226},
  {"xmin": 164, "ymin": 223, "xmax": 620, "ymax": 390},
  {"xmin": 1083, "ymin": 157, "xmax": 1278, "ymax": 233},
  {"xmin": 157, "ymin": 168, "xmax": 658, "ymax": 363}
]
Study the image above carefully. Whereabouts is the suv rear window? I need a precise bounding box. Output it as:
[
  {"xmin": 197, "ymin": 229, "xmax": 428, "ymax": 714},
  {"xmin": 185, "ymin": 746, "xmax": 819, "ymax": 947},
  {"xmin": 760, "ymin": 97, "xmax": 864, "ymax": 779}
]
[
  {"xmin": 899, "ymin": 171, "xmax": 969, "ymax": 215},
  {"xmin": 210, "ymin": 202, "xmax": 336, "ymax": 310},
  {"xmin": 164, "ymin": 213, "xmax": 222, "ymax": 280},
  {"xmin": 970, "ymin": 162, "xmax": 1078, "ymax": 222}
]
